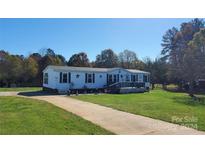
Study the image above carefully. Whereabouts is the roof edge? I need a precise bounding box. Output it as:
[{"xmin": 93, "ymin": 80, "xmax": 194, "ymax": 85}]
[{"xmin": 43, "ymin": 65, "xmax": 150, "ymax": 74}]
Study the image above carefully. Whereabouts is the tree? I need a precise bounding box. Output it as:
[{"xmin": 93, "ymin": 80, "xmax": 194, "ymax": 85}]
[
  {"xmin": 36, "ymin": 48, "xmax": 65, "ymax": 84},
  {"xmin": 181, "ymin": 29, "xmax": 205, "ymax": 97},
  {"xmin": 30, "ymin": 53, "xmax": 42, "ymax": 62},
  {"xmin": 67, "ymin": 52, "xmax": 90, "ymax": 67},
  {"xmin": 39, "ymin": 48, "xmax": 55, "ymax": 57},
  {"xmin": 23, "ymin": 57, "xmax": 38, "ymax": 82},
  {"xmin": 90, "ymin": 61, "xmax": 96, "ymax": 67},
  {"xmin": 39, "ymin": 48, "xmax": 65, "ymax": 70},
  {"xmin": 134, "ymin": 60, "xmax": 145, "ymax": 70},
  {"xmin": 161, "ymin": 27, "xmax": 178, "ymax": 60},
  {"xmin": 0, "ymin": 54, "xmax": 24, "ymax": 86},
  {"xmin": 118, "ymin": 50, "xmax": 138, "ymax": 69},
  {"xmin": 0, "ymin": 50, "xmax": 9, "ymax": 86},
  {"xmin": 161, "ymin": 18, "xmax": 205, "ymax": 89},
  {"xmin": 143, "ymin": 57, "xmax": 168, "ymax": 89},
  {"xmin": 39, "ymin": 55, "xmax": 62, "ymax": 71},
  {"xmin": 57, "ymin": 54, "xmax": 66, "ymax": 64},
  {"xmin": 95, "ymin": 49, "xmax": 118, "ymax": 68},
  {"xmin": 0, "ymin": 48, "xmax": 67, "ymax": 87}
]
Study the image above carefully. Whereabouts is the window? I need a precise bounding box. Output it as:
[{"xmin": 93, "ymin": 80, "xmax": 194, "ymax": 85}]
[
  {"xmin": 63, "ymin": 73, "xmax": 67, "ymax": 83},
  {"xmin": 139, "ymin": 74, "xmax": 143, "ymax": 82},
  {"xmin": 108, "ymin": 74, "xmax": 112, "ymax": 83},
  {"xmin": 131, "ymin": 75, "xmax": 136, "ymax": 82},
  {"xmin": 88, "ymin": 74, "xmax": 92, "ymax": 83},
  {"xmin": 113, "ymin": 75, "xmax": 116, "ymax": 83},
  {"xmin": 107, "ymin": 74, "xmax": 119, "ymax": 83},
  {"xmin": 112, "ymin": 74, "xmax": 119, "ymax": 83},
  {"xmin": 131, "ymin": 74, "xmax": 138, "ymax": 82},
  {"xmin": 135, "ymin": 74, "xmax": 138, "ymax": 82},
  {"xmin": 126, "ymin": 74, "xmax": 130, "ymax": 81},
  {"xmin": 85, "ymin": 73, "xmax": 95, "ymax": 83},
  {"xmin": 44, "ymin": 73, "xmax": 48, "ymax": 84},
  {"xmin": 59, "ymin": 72, "xmax": 71, "ymax": 83},
  {"xmin": 143, "ymin": 75, "xmax": 148, "ymax": 82}
]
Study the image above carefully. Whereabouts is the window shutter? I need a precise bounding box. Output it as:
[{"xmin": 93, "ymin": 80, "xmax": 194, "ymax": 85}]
[
  {"xmin": 68, "ymin": 72, "xmax": 71, "ymax": 83},
  {"xmin": 117, "ymin": 74, "xmax": 119, "ymax": 82},
  {"xmin": 85, "ymin": 73, "xmax": 87, "ymax": 83},
  {"xmin": 60, "ymin": 72, "xmax": 62, "ymax": 83},
  {"xmin": 93, "ymin": 73, "xmax": 95, "ymax": 83}
]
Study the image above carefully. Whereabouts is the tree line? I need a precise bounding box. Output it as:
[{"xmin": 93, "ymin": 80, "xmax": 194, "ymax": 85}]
[
  {"xmin": 0, "ymin": 48, "xmax": 158, "ymax": 87},
  {"xmin": 0, "ymin": 18, "xmax": 205, "ymax": 98}
]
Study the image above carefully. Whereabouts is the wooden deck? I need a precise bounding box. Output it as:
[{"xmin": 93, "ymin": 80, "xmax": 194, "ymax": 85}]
[{"xmin": 107, "ymin": 82, "xmax": 148, "ymax": 94}]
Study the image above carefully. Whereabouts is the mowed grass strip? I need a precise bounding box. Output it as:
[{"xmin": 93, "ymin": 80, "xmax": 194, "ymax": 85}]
[
  {"xmin": 0, "ymin": 96, "xmax": 113, "ymax": 135},
  {"xmin": 72, "ymin": 89, "xmax": 205, "ymax": 131},
  {"xmin": 0, "ymin": 87, "xmax": 42, "ymax": 92}
]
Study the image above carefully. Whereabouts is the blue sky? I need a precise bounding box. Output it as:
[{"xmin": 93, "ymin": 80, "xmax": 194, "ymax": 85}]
[{"xmin": 0, "ymin": 18, "xmax": 192, "ymax": 61}]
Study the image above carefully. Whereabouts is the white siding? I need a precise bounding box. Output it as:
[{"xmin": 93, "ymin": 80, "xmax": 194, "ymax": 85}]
[
  {"xmin": 45, "ymin": 71, "xmax": 107, "ymax": 90},
  {"xmin": 43, "ymin": 68, "xmax": 58, "ymax": 89},
  {"xmin": 70, "ymin": 72, "xmax": 107, "ymax": 89}
]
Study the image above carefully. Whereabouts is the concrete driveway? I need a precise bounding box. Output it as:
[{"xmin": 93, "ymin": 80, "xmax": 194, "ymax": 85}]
[
  {"xmin": 0, "ymin": 92, "xmax": 19, "ymax": 96},
  {"xmin": 24, "ymin": 95, "xmax": 205, "ymax": 135},
  {"xmin": 1, "ymin": 92, "xmax": 205, "ymax": 135}
]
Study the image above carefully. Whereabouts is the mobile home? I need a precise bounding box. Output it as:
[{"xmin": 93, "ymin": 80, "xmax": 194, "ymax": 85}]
[{"xmin": 43, "ymin": 65, "xmax": 150, "ymax": 93}]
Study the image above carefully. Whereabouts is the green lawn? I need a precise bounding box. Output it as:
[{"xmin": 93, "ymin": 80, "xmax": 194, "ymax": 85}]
[
  {"xmin": 0, "ymin": 87, "xmax": 42, "ymax": 92},
  {"xmin": 72, "ymin": 89, "xmax": 205, "ymax": 131},
  {"xmin": 0, "ymin": 96, "xmax": 112, "ymax": 135}
]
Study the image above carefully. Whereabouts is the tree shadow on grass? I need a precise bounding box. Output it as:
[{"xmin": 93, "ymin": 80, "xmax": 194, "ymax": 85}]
[{"xmin": 171, "ymin": 95, "xmax": 205, "ymax": 107}]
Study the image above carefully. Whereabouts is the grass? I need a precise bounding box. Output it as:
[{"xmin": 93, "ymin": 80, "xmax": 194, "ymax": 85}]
[
  {"xmin": 72, "ymin": 89, "xmax": 205, "ymax": 131},
  {"xmin": 0, "ymin": 87, "xmax": 42, "ymax": 92},
  {"xmin": 0, "ymin": 96, "xmax": 113, "ymax": 135}
]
